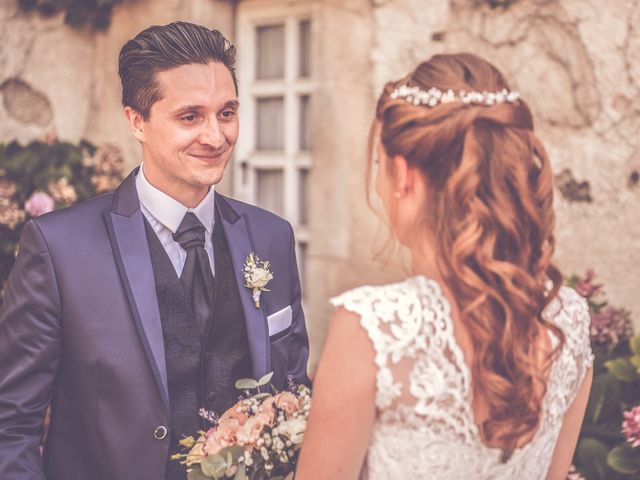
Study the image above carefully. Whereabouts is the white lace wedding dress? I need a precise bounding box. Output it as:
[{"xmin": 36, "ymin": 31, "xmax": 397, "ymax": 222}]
[{"xmin": 331, "ymin": 276, "xmax": 593, "ymax": 479}]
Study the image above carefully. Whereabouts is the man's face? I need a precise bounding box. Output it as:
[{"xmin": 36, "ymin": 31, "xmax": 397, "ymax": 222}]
[{"xmin": 127, "ymin": 62, "xmax": 239, "ymax": 206}]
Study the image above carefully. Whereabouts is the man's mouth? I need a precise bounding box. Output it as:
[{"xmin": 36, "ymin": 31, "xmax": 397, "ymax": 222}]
[{"xmin": 189, "ymin": 150, "xmax": 227, "ymax": 162}]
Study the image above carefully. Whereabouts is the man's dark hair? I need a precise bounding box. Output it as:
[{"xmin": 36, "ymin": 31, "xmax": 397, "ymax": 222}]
[{"xmin": 118, "ymin": 21, "xmax": 238, "ymax": 119}]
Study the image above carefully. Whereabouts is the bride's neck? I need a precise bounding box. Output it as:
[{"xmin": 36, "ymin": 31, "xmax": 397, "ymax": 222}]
[{"xmin": 409, "ymin": 239, "xmax": 442, "ymax": 283}]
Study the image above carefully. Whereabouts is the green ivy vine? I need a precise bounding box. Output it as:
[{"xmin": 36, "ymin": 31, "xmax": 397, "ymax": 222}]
[{"xmin": 17, "ymin": 0, "xmax": 126, "ymax": 31}]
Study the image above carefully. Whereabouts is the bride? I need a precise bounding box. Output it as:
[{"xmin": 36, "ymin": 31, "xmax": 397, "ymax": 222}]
[{"xmin": 296, "ymin": 53, "xmax": 593, "ymax": 479}]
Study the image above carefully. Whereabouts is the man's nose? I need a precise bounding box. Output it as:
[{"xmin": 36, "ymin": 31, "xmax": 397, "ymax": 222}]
[{"xmin": 198, "ymin": 118, "xmax": 225, "ymax": 148}]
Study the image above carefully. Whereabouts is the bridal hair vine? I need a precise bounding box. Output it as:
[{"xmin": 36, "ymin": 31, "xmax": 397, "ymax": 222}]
[{"xmin": 390, "ymin": 85, "xmax": 521, "ymax": 108}]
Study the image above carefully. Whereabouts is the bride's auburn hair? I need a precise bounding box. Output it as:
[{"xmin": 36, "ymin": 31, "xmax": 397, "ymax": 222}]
[{"xmin": 374, "ymin": 53, "xmax": 565, "ymax": 458}]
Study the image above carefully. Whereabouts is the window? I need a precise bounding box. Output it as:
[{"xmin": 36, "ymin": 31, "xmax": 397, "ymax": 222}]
[{"xmin": 235, "ymin": 1, "xmax": 313, "ymax": 294}]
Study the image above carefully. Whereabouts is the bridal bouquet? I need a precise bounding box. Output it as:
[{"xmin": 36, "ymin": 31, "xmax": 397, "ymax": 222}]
[{"xmin": 173, "ymin": 373, "xmax": 311, "ymax": 480}]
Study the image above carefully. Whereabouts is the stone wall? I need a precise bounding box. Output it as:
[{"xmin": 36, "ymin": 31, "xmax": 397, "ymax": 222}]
[
  {"xmin": 364, "ymin": 0, "xmax": 640, "ymax": 329},
  {"xmin": 0, "ymin": 0, "xmax": 234, "ymax": 191}
]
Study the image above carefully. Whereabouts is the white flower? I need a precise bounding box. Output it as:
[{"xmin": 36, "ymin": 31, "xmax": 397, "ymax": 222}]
[
  {"xmin": 246, "ymin": 267, "xmax": 272, "ymax": 288},
  {"xmin": 260, "ymin": 447, "xmax": 269, "ymax": 460},
  {"xmin": 243, "ymin": 252, "xmax": 274, "ymax": 308},
  {"xmin": 279, "ymin": 417, "xmax": 307, "ymax": 445}
]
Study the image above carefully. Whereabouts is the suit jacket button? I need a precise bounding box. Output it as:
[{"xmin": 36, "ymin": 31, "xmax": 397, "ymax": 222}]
[{"xmin": 154, "ymin": 426, "xmax": 167, "ymax": 440}]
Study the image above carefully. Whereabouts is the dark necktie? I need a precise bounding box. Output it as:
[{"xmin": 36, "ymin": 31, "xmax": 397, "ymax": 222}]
[{"xmin": 173, "ymin": 212, "xmax": 215, "ymax": 334}]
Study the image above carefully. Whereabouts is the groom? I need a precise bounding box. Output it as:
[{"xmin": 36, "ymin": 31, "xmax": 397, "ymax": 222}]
[{"xmin": 0, "ymin": 22, "xmax": 310, "ymax": 479}]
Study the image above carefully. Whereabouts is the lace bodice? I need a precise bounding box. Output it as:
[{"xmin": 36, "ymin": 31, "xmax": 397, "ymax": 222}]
[{"xmin": 330, "ymin": 276, "xmax": 593, "ymax": 479}]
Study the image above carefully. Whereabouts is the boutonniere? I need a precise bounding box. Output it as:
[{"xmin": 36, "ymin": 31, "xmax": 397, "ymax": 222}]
[{"xmin": 243, "ymin": 252, "xmax": 274, "ymax": 308}]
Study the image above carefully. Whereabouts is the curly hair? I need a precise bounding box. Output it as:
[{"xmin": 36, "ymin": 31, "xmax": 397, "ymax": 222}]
[{"xmin": 373, "ymin": 53, "xmax": 565, "ymax": 459}]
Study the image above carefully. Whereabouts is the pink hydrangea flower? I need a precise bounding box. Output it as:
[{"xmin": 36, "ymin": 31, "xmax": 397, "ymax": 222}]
[
  {"xmin": 575, "ymin": 269, "xmax": 602, "ymax": 298},
  {"xmin": 590, "ymin": 306, "xmax": 632, "ymax": 344},
  {"xmin": 24, "ymin": 191, "xmax": 55, "ymax": 217},
  {"xmin": 622, "ymin": 405, "xmax": 640, "ymax": 448}
]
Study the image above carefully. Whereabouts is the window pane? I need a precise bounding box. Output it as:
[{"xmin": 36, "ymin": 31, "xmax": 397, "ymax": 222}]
[
  {"xmin": 299, "ymin": 169, "xmax": 309, "ymax": 225},
  {"xmin": 256, "ymin": 97, "xmax": 284, "ymax": 151},
  {"xmin": 256, "ymin": 169, "xmax": 284, "ymax": 216},
  {"xmin": 256, "ymin": 24, "xmax": 284, "ymax": 79},
  {"xmin": 299, "ymin": 95, "xmax": 310, "ymax": 151},
  {"xmin": 299, "ymin": 20, "xmax": 311, "ymax": 77}
]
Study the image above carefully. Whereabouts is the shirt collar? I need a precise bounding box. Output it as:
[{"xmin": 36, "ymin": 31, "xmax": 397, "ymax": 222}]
[{"xmin": 135, "ymin": 163, "xmax": 215, "ymax": 234}]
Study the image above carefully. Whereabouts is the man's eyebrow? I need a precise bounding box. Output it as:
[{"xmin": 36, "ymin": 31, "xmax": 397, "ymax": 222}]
[
  {"xmin": 171, "ymin": 105, "xmax": 205, "ymax": 114},
  {"xmin": 170, "ymin": 100, "xmax": 239, "ymax": 114}
]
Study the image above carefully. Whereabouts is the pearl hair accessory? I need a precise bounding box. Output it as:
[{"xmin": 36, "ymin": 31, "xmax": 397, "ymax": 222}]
[{"xmin": 390, "ymin": 85, "xmax": 520, "ymax": 108}]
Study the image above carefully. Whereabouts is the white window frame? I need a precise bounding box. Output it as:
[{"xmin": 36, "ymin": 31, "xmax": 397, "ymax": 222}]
[{"xmin": 235, "ymin": 0, "xmax": 313, "ymax": 287}]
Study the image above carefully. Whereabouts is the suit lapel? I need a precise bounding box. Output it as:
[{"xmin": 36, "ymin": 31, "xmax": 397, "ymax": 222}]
[
  {"xmin": 103, "ymin": 169, "xmax": 169, "ymax": 411},
  {"xmin": 216, "ymin": 194, "xmax": 270, "ymax": 380}
]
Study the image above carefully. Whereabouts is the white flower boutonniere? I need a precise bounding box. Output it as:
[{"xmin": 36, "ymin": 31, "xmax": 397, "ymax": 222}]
[{"xmin": 243, "ymin": 252, "xmax": 274, "ymax": 309}]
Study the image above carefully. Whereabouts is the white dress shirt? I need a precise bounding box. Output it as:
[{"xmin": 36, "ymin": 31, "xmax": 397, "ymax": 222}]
[{"xmin": 135, "ymin": 164, "xmax": 215, "ymax": 277}]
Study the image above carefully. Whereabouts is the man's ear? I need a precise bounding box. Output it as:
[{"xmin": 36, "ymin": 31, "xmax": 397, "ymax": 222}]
[{"xmin": 124, "ymin": 106, "xmax": 145, "ymax": 143}]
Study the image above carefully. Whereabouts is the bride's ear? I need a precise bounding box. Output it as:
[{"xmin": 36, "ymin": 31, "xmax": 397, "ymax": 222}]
[{"xmin": 392, "ymin": 155, "xmax": 417, "ymax": 198}]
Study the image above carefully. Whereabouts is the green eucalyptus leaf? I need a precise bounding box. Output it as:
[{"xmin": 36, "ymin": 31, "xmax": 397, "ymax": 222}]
[
  {"xmin": 575, "ymin": 437, "xmax": 612, "ymax": 480},
  {"xmin": 257, "ymin": 371, "xmax": 274, "ymax": 387},
  {"xmin": 188, "ymin": 468, "xmax": 211, "ymax": 480},
  {"xmin": 631, "ymin": 336, "xmax": 640, "ymax": 355},
  {"xmin": 221, "ymin": 445, "xmax": 245, "ymax": 461},
  {"xmin": 605, "ymin": 359, "xmax": 639, "ymax": 382},
  {"xmin": 607, "ymin": 444, "xmax": 640, "ymax": 474},
  {"xmin": 202, "ymin": 453, "xmax": 227, "ymax": 478},
  {"xmin": 234, "ymin": 465, "xmax": 248, "ymax": 480},
  {"xmin": 235, "ymin": 378, "xmax": 259, "ymax": 390}
]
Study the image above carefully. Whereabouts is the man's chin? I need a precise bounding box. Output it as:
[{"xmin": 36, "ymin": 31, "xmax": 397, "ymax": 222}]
[{"xmin": 191, "ymin": 169, "xmax": 225, "ymax": 188}]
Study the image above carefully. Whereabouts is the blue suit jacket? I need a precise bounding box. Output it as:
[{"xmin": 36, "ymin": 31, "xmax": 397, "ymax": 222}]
[{"xmin": 0, "ymin": 169, "xmax": 310, "ymax": 479}]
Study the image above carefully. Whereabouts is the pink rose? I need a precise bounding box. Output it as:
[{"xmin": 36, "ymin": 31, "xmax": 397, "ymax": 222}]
[
  {"xmin": 25, "ymin": 191, "xmax": 55, "ymax": 217},
  {"xmin": 274, "ymin": 391, "xmax": 301, "ymax": 416},
  {"xmin": 203, "ymin": 418, "xmax": 240, "ymax": 456},
  {"xmin": 257, "ymin": 391, "xmax": 300, "ymax": 419},
  {"xmin": 219, "ymin": 399, "xmax": 249, "ymax": 425}
]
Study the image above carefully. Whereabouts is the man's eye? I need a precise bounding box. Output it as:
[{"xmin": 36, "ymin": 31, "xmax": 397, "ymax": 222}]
[
  {"xmin": 181, "ymin": 114, "xmax": 198, "ymax": 122},
  {"xmin": 221, "ymin": 110, "xmax": 236, "ymax": 119}
]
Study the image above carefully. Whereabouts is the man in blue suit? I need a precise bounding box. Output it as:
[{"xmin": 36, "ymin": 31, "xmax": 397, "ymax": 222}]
[{"xmin": 0, "ymin": 22, "xmax": 310, "ymax": 479}]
